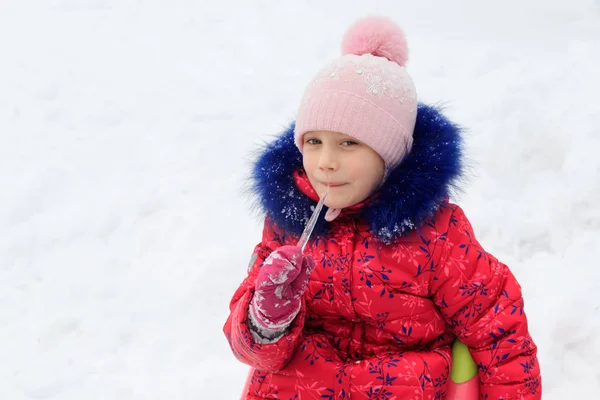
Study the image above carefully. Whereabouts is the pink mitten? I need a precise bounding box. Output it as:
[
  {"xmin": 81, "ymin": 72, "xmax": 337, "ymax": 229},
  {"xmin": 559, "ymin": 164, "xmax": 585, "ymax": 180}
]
[{"xmin": 249, "ymin": 245, "xmax": 315, "ymax": 335}]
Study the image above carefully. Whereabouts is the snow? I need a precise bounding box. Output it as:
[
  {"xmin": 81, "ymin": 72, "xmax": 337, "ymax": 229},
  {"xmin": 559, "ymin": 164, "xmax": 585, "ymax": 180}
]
[{"xmin": 1, "ymin": 0, "xmax": 599, "ymax": 398}]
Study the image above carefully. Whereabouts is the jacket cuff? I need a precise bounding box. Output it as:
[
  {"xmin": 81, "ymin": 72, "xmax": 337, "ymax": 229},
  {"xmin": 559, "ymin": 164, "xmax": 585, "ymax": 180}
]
[{"xmin": 247, "ymin": 299, "xmax": 300, "ymax": 344}]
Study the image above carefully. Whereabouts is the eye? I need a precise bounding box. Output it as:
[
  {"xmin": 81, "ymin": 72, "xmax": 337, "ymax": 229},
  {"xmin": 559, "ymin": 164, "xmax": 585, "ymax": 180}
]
[
  {"xmin": 341, "ymin": 140, "xmax": 358, "ymax": 146},
  {"xmin": 305, "ymin": 138, "xmax": 321, "ymax": 145}
]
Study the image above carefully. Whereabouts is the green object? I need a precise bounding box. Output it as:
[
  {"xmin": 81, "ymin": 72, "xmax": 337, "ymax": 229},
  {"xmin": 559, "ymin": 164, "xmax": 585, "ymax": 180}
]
[{"xmin": 450, "ymin": 340, "xmax": 478, "ymax": 383}]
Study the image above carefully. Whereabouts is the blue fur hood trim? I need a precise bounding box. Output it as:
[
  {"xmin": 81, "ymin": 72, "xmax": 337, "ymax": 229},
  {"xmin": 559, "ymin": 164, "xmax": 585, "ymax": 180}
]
[{"xmin": 249, "ymin": 104, "xmax": 464, "ymax": 243}]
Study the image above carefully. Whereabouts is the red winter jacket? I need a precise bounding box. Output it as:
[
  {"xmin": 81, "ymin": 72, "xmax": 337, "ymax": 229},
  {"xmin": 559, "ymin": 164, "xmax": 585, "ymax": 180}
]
[{"xmin": 224, "ymin": 105, "xmax": 541, "ymax": 399}]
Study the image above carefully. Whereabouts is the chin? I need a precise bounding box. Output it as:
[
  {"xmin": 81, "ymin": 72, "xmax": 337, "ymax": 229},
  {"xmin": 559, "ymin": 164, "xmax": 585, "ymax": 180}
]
[{"xmin": 324, "ymin": 198, "xmax": 355, "ymax": 209}]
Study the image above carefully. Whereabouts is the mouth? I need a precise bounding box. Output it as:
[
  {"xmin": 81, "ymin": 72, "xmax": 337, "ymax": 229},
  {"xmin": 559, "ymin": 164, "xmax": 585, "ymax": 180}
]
[{"xmin": 322, "ymin": 182, "xmax": 346, "ymax": 188}]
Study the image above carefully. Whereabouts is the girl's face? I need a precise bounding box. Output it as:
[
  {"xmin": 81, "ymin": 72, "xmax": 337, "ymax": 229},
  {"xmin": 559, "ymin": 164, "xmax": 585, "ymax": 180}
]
[{"xmin": 302, "ymin": 130, "xmax": 385, "ymax": 209}]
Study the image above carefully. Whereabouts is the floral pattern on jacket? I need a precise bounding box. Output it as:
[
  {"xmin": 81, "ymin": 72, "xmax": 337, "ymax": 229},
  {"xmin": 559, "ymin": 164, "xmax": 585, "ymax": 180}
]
[{"xmin": 224, "ymin": 202, "xmax": 540, "ymax": 399}]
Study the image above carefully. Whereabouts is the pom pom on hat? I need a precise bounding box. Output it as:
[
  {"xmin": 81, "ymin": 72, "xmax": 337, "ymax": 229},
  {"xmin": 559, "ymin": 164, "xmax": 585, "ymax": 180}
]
[{"xmin": 341, "ymin": 16, "xmax": 409, "ymax": 66}]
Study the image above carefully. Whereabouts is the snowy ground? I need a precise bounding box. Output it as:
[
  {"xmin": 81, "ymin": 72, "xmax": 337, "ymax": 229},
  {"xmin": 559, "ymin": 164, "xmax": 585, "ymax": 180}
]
[{"xmin": 1, "ymin": 0, "xmax": 599, "ymax": 398}]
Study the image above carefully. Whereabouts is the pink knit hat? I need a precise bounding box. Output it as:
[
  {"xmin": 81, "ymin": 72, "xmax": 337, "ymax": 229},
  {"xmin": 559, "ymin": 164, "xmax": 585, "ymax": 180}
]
[{"xmin": 294, "ymin": 16, "xmax": 417, "ymax": 171}]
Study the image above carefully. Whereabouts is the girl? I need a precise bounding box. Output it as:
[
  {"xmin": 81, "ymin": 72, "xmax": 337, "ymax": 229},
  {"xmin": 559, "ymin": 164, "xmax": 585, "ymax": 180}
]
[{"xmin": 224, "ymin": 16, "xmax": 541, "ymax": 400}]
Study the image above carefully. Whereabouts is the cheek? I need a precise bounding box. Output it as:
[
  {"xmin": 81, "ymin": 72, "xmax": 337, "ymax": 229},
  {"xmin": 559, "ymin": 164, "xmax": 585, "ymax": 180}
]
[
  {"xmin": 302, "ymin": 155, "xmax": 311, "ymax": 171},
  {"xmin": 364, "ymin": 156, "xmax": 385, "ymax": 186},
  {"xmin": 357, "ymin": 163, "xmax": 384, "ymax": 191},
  {"xmin": 372, "ymin": 165, "xmax": 385, "ymax": 186},
  {"xmin": 302, "ymin": 154, "xmax": 319, "ymax": 179}
]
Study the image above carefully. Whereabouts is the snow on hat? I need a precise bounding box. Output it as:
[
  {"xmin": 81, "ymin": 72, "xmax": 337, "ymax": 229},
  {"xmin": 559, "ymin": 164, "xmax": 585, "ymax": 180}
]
[{"xmin": 294, "ymin": 16, "xmax": 417, "ymax": 171}]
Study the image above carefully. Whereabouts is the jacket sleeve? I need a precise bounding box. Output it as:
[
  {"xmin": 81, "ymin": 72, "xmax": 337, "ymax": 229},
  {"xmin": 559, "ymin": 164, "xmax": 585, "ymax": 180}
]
[
  {"xmin": 223, "ymin": 217, "xmax": 306, "ymax": 372},
  {"xmin": 430, "ymin": 205, "xmax": 541, "ymax": 399}
]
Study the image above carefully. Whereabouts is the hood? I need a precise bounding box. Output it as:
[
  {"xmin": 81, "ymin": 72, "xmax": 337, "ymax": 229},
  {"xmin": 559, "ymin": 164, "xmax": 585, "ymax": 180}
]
[{"xmin": 249, "ymin": 103, "xmax": 464, "ymax": 243}]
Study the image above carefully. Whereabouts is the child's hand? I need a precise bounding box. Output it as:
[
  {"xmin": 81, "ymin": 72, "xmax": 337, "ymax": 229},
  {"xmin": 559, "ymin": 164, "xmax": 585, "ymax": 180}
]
[{"xmin": 250, "ymin": 245, "xmax": 315, "ymax": 330}]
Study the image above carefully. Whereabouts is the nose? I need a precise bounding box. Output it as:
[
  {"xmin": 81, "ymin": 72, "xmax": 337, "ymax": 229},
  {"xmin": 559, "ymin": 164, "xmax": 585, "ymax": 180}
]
[{"xmin": 318, "ymin": 147, "xmax": 339, "ymax": 172}]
